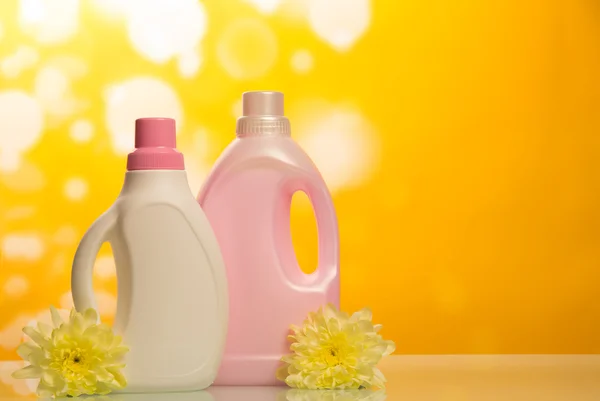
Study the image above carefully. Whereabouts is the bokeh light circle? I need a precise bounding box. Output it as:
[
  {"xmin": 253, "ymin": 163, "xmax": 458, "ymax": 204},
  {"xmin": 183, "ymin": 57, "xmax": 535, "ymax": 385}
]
[
  {"xmin": 217, "ymin": 18, "xmax": 278, "ymax": 80},
  {"xmin": 0, "ymin": 91, "xmax": 43, "ymax": 172},
  {"xmin": 291, "ymin": 49, "xmax": 314, "ymax": 74},
  {"xmin": 308, "ymin": 0, "xmax": 371, "ymax": 51},
  {"xmin": 126, "ymin": 0, "xmax": 207, "ymax": 64},
  {"xmin": 294, "ymin": 102, "xmax": 380, "ymax": 192},
  {"xmin": 18, "ymin": 0, "xmax": 80, "ymax": 45},
  {"xmin": 104, "ymin": 77, "xmax": 183, "ymax": 154}
]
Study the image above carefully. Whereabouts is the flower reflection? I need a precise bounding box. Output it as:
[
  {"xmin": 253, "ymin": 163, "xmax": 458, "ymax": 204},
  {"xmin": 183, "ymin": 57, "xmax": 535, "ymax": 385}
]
[
  {"xmin": 286, "ymin": 389, "xmax": 387, "ymax": 401},
  {"xmin": 66, "ymin": 388, "xmax": 386, "ymax": 401},
  {"xmin": 69, "ymin": 391, "xmax": 214, "ymax": 401}
]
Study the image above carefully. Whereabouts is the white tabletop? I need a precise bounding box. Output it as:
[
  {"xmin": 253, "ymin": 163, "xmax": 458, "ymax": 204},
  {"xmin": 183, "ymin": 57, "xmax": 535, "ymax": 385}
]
[{"xmin": 1, "ymin": 355, "xmax": 599, "ymax": 400}]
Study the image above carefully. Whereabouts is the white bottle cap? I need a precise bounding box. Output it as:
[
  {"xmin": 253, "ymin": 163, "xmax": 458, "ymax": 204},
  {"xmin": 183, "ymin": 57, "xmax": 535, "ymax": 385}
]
[
  {"xmin": 242, "ymin": 91, "xmax": 284, "ymax": 116},
  {"xmin": 236, "ymin": 91, "xmax": 290, "ymax": 137}
]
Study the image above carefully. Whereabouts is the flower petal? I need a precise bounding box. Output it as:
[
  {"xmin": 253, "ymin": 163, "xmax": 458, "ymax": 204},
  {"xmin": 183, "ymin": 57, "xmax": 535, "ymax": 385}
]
[
  {"xmin": 351, "ymin": 308, "xmax": 373, "ymax": 322},
  {"xmin": 108, "ymin": 345, "xmax": 129, "ymax": 361},
  {"xmin": 94, "ymin": 381, "xmax": 112, "ymax": 395},
  {"xmin": 84, "ymin": 372, "xmax": 99, "ymax": 386},
  {"xmin": 357, "ymin": 320, "xmax": 375, "ymax": 334},
  {"xmin": 92, "ymin": 366, "xmax": 111, "ymax": 381},
  {"xmin": 36, "ymin": 380, "xmax": 58, "ymax": 398},
  {"xmin": 382, "ymin": 340, "xmax": 396, "ymax": 356},
  {"xmin": 327, "ymin": 318, "xmax": 340, "ymax": 334},
  {"xmin": 83, "ymin": 308, "xmax": 99, "ymax": 327},
  {"xmin": 81, "ymin": 325, "xmax": 97, "ymax": 338},
  {"xmin": 16, "ymin": 342, "xmax": 40, "ymax": 360},
  {"xmin": 50, "ymin": 305, "xmax": 64, "ymax": 328},
  {"xmin": 37, "ymin": 321, "xmax": 53, "ymax": 338},
  {"xmin": 22, "ymin": 326, "xmax": 48, "ymax": 347},
  {"xmin": 106, "ymin": 366, "xmax": 127, "ymax": 388},
  {"xmin": 324, "ymin": 303, "xmax": 339, "ymax": 319},
  {"xmin": 12, "ymin": 365, "xmax": 43, "ymax": 379},
  {"xmin": 66, "ymin": 388, "xmax": 83, "ymax": 398},
  {"xmin": 42, "ymin": 369, "xmax": 65, "ymax": 389},
  {"xmin": 370, "ymin": 367, "xmax": 387, "ymax": 389},
  {"xmin": 71, "ymin": 311, "xmax": 85, "ymax": 334},
  {"xmin": 304, "ymin": 372, "xmax": 320, "ymax": 389},
  {"xmin": 286, "ymin": 373, "xmax": 305, "ymax": 389},
  {"xmin": 110, "ymin": 334, "xmax": 124, "ymax": 348},
  {"xmin": 29, "ymin": 349, "xmax": 50, "ymax": 368},
  {"xmin": 275, "ymin": 363, "xmax": 290, "ymax": 382}
]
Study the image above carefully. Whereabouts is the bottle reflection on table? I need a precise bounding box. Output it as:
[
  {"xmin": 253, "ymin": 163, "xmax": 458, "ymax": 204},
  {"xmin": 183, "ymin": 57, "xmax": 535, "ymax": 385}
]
[{"xmin": 23, "ymin": 387, "xmax": 386, "ymax": 401}]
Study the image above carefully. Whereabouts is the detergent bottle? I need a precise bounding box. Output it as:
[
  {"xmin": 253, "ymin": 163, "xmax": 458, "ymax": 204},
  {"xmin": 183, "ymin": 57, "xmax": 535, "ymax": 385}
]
[
  {"xmin": 198, "ymin": 92, "xmax": 340, "ymax": 385},
  {"xmin": 72, "ymin": 118, "xmax": 228, "ymax": 392}
]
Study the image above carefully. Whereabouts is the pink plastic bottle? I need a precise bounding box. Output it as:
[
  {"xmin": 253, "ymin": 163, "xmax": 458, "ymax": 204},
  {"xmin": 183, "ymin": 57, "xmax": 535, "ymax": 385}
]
[{"xmin": 198, "ymin": 91, "xmax": 340, "ymax": 386}]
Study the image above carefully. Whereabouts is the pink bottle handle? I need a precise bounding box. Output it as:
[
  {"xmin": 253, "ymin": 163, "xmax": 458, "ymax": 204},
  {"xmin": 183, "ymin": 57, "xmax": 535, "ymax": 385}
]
[
  {"xmin": 274, "ymin": 173, "xmax": 339, "ymax": 296},
  {"xmin": 71, "ymin": 210, "xmax": 117, "ymax": 321}
]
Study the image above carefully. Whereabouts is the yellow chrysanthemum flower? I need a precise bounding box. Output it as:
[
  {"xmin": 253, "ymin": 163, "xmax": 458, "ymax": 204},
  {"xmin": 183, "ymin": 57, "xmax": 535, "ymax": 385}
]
[
  {"xmin": 12, "ymin": 306, "xmax": 128, "ymax": 398},
  {"xmin": 277, "ymin": 304, "xmax": 396, "ymax": 390}
]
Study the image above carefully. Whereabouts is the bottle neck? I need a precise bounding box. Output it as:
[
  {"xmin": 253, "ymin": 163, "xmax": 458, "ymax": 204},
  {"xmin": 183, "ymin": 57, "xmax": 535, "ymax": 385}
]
[
  {"xmin": 236, "ymin": 116, "xmax": 291, "ymax": 138},
  {"xmin": 120, "ymin": 170, "xmax": 190, "ymax": 196}
]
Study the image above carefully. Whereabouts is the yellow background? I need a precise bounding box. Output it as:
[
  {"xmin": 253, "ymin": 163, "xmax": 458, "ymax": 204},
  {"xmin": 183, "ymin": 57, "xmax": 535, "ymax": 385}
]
[{"xmin": 1, "ymin": 0, "xmax": 600, "ymax": 363}]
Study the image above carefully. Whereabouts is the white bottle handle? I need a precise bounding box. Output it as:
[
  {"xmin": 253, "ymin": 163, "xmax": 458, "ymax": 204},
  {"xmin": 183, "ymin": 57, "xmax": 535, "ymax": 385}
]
[{"xmin": 71, "ymin": 210, "xmax": 117, "ymax": 319}]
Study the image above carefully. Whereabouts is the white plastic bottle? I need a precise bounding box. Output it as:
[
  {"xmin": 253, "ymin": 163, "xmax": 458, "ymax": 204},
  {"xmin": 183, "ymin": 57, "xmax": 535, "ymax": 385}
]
[{"xmin": 71, "ymin": 118, "xmax": 228, "ymax": 393}]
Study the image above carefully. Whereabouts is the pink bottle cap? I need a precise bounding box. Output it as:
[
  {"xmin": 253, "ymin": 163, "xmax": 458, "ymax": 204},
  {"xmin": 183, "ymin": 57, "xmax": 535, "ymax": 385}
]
[{"xmin": 127, "ymin": 118, "xmax": 185, "ymax": 170}]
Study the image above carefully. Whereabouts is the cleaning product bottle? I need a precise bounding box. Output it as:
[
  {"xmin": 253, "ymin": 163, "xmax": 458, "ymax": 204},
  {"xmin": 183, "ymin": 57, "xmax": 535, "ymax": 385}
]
[
  {"xmin": 71, "ymin": 118, "xmax": 228, "ymax": 393},
  {"xmin": 198, "ymin": 91, "xmax": 340, "ymax": 385}
]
